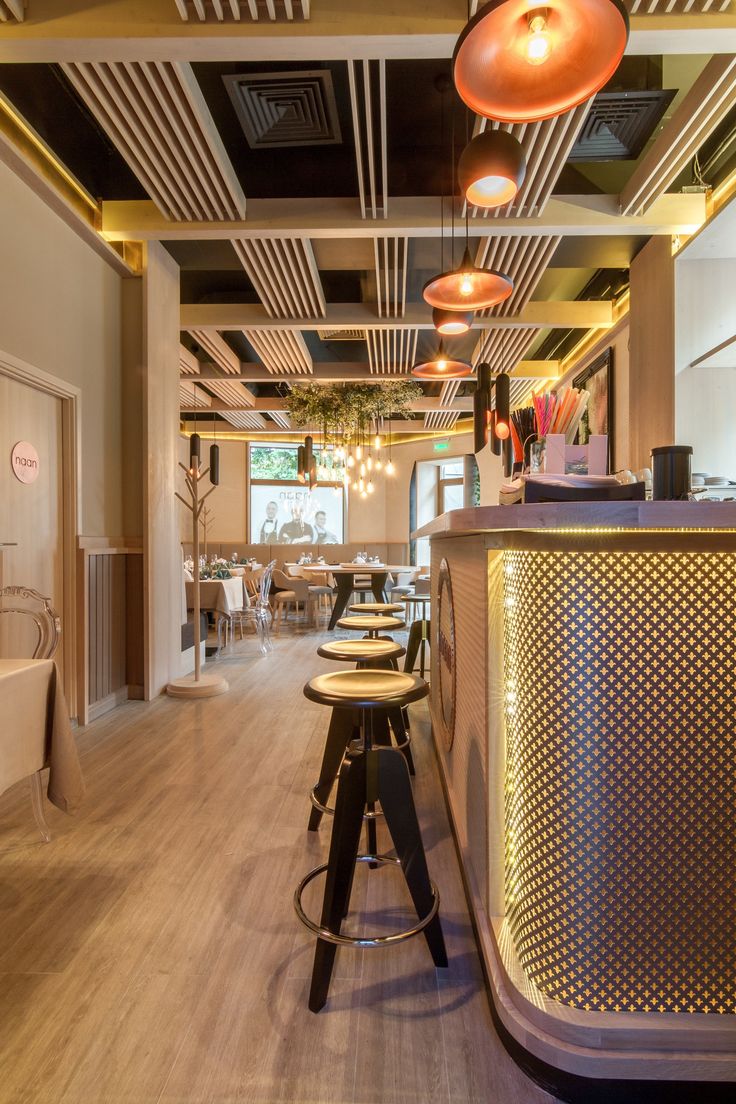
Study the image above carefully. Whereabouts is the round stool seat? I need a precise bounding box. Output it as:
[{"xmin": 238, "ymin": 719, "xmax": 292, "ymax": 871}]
[
  {"xmin": 336, "ymin": 614, "xmax": 405, "ymax": 633},
  {"xmin": 304, "ymin": 668, "xmax": 428, "ymax": 709},
  {"xmin": 317, "ymin": 639, "xmax": 406, "ymax": 663},
  {"xmin": 403, "ymin": 595, "xmax": 430, "ymax": 608},
  {"xmin": 348, "ymin": 601, "xmax": 404, "ymax": 615}
]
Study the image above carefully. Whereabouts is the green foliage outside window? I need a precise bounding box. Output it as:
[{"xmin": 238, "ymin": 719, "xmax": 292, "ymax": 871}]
[{"xmin": 250, "ymin": 445, "xmax": 298, "ymax": 480}]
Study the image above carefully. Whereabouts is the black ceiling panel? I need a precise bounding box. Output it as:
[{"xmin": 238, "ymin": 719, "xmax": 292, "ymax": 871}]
[
  {"xmin": 191, "ymin": 61, "xmax": 358, "ymax": 199},
  {"xmin": 0, "ymin": 64, "xmax": 148, "ymax": 201},
  {"xmin": 179, "ymin": 269, "xmax": 260, "ymax": 305},
  {"xmin": 385, "ymin": 60, "xmax": 466, "ymax": 197}
]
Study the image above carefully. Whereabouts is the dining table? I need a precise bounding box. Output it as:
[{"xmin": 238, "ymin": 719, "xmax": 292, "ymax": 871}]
[
  {"xmin": 299, "ymin": 564, "xmax": 412, "ymax": 630},
  {"xmin": 186, "ymin": 576, "xmax": 245, "ymax": 652},
  {"xmin": 0, "ymin": 658, "xmax": 85, "ymax": 840}
]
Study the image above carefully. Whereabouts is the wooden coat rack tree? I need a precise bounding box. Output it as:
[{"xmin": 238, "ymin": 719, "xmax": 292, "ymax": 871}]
[{"xmin": 167, "ymin": 434, "xmax": 228, "ymax": 699}]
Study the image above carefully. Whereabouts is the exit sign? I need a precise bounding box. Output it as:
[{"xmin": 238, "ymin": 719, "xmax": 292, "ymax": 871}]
[{"xmin": 433, "ymin": 440, "xmax": 450, "ymax": 452}]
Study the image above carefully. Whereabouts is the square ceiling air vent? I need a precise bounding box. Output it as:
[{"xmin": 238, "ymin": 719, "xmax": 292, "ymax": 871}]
[
  {"xmin": 317, "ymin": 329, "xmax": 366, "ymax": 342},
  {"xmin": 569, "ymin": 90, "xmax": 675, "ymax": 162},
  {"xmin": 223, "ymin": 70, "xmax": 342, "ymax": 149}
]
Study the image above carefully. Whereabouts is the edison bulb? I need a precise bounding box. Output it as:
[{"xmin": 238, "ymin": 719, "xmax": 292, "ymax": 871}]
[
  {"xmin": 361, "ymin": 491, "xmax": 368, "ymax": 499},
  {"xmin": 352, "ymin": 480, "xmax": 358, "ymax": 491},
  {"xmin": 358, "ymin": 478, "xmax": 365, "ymax": 491},
  {"xmin": 437, "ymin": 358, "xmax": 447, "ymax": 371},
  {"xmin": 359, "ymin": 462, "xmax": 366, "ymax": 477},
  {"xmin": 374, "ymin": 434, "xmax": 382, "ymax": 450},
  {"xmin": 367, "ymin": 481, "xmax": 375, "ymax": 495},
  {"xmin": 355, "ymin": 445, "xmax": 363, "ymax": 460},
  {"xmin": 459, "ymin": 275, "xmax": 474, "ymax": 296},
  {"xmin": 375, "ymin": 458, "xmax": 383, "ymax": 471},
  {"xmin": 386, "ymin": 460, "xmax": 396, "ymax": 476},
  {"xmin": 526, "ymin": 13, "xmax": 551, "ymax": 65},
  {"xmin": 366, "ymin": 456, "xmax": 373, "ymax": 471},
  {"xmin": 347, "ymin": 454, "xmax": 355, "ymax": 468}
]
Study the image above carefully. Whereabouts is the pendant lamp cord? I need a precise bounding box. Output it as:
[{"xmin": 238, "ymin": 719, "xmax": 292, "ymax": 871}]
[
  {"xmin": 450, "ymin": 98, "xmax": 456, "ymax": 269},
  {"xmin": 440, "ymin": 82, "xmax": 445, "ymax": 273},
  {"xmin": 464, "ymin": 105, "xmax": 471, "ymax": 254}
]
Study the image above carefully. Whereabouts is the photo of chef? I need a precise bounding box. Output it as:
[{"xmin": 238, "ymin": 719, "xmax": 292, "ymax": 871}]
[{"xmin": 250, "ymin": 485, "xmax": 344, "ymax": 544}]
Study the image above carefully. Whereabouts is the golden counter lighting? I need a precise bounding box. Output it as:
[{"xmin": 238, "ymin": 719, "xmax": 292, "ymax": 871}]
[{"xmin": 414, "ymin": 502, "xmax": 736, "ymax": 1088}]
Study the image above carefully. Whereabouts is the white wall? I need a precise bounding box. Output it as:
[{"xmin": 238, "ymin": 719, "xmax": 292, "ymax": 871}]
[
  {"xmin": 675, "ymin": 258, "xmax": 736, "ymax": 376},
  {"xmin": 676, "ymin": 366, "xmax": 736, "ymax": 478},
  {"xmin": 0, "ymin": 157, "xmax": 125, "ymax": 537}
]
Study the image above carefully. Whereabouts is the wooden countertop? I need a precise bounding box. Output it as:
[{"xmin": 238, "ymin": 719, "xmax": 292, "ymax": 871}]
[{"xmin": 412, "ymin": 500, "xmax": 736, "ymax": 540}]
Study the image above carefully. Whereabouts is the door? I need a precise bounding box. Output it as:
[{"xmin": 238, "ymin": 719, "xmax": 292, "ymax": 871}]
[{"xmin": 0, "ymin": 374, "xmax": 65, "ymax": 680}]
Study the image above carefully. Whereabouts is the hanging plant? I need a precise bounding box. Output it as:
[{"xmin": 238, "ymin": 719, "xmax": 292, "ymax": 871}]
[{"xmin": 286, "ymin": 380, "xmax": 421, "ymax": 438}]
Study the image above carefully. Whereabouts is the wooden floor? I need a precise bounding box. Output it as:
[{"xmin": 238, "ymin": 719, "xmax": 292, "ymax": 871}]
[{"xmin": 0, "ymin": 622, "xmax": 556, "ymax": 1104}]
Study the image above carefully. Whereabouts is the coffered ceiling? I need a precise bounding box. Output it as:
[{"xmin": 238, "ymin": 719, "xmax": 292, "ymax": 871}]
[{"xmin": 0, "ymin": 1, "xmax": 735, "ymax": 436}]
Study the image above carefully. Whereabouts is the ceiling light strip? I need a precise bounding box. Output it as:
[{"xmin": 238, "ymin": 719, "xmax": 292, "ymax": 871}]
[
  {"xmin": 620, "ymin": 54, "xmax": 736, "ymax": 216},
  {"xmin": 187, "ymin": 329, "xmax": 242, "ymax": 377}
]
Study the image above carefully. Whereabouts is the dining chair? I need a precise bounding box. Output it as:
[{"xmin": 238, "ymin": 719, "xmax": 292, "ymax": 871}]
[
  {"xmin": 230, "ymin": 561, "xmax": 275, "ymax": 654},
  {"xmin": 0, "ymin": 584, "xmax": 62, "ymax": 842},
  {"xmin": 271, "ymin": 568, "xmax": 316, "ymax": 631}
]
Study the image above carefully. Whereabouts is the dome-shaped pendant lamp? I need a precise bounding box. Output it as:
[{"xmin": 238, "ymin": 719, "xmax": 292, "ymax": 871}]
[
  {"xmin": 453, "ymin": 0, "xmax": 629, "ymax": 124},
  {"xmin": 433, "ymin": 306, "xmax": 474, "ymax": 336},
  {"xmin": 411, "ymin": 340, "xmax": 473, "ymax": 380},
  {"xmin": 423, "ymin": 246, "xmax": 513, "ymax": 312},
  {"xmin": 459, "ymin": 129, "xmax": 526, "ymax": 209}
]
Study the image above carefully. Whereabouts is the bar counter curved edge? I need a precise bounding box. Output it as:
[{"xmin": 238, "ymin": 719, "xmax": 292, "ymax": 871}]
[{"xmin": 417, "ymin": 502, "xmax": 736, "ymax": 1087}]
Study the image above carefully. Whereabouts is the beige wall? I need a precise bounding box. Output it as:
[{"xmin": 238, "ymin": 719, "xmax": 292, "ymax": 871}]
[
  {"xmin": 0, "ymin": 157, "xmax": 125, "ymax": 538},
  {"xmin": 177, "ymin": 434, "xmax": 247, "ymax": 543}
]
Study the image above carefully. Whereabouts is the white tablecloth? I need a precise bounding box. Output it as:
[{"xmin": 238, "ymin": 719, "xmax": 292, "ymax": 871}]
[
  {"xmin": 0, "ymin": 659, "xmax": 85, "ymax": 813},
  {"xmin": 186, "ymin": 577, "xmax": 244, "ymax": 617}
]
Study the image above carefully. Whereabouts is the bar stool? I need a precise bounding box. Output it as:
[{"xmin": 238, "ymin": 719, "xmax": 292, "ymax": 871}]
[
  {"xmin": 295, "ymin": 669, "xmax": 447, "ymax": 1012},
  {"xmin": 347, "ymin": 601, "xmax": 404, "ymax": 616},
  {"xmin": 336, "ymin": 613, "xmax": 404, "ymax": 639},
  {"xmin": 403, "ymin": 595, "xmax": 430, "ymax": 679},
  {"xmin": 309, "ymin": 639, "xmax": 413, "ymax": 833}
]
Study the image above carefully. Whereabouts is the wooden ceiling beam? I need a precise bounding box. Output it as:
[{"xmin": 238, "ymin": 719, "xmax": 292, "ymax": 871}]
[
  {"xmin": 101, "ymin": 193, "xmax": 706, "ymax": 240},
  {"xmin": 181, "ymin": 300, "xmax": 613, "ymax": 330},
  {"xmin": 185, "ymin": 360, "xmax": 560, "ymax": 382},
  {"xmin": 2, "ymin": 4, "xmax": 735, "ymax": 60}
]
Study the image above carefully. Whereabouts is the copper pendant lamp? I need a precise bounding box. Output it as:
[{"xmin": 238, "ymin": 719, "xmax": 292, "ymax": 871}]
[
  {"xmin": 453, "ymin": 0, "xmax": 629, "ymax": 124},
  {"xmin": 411, "ymin": 340, "xmax": 473, "ymax": 380},
  {"xmin": 423, "ymin": 245, "xmax": 513, "ymax": 312},
  {"xmin": 458, "ymin": 129, "xmax": 526, "ymax": 209},
  {"xmin": 433, "ymin": 306, "xmax": 474, "ymax": 336}
]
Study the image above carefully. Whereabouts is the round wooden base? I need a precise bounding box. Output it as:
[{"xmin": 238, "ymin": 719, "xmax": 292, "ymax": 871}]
[{"xmin": 166, "ymin": 673, "xmax": 229, "ymax": 698}]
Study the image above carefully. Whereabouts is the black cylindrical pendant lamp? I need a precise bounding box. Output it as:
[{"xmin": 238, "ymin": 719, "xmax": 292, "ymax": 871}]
[
  {"xmin": 209, "ymin": 443, "xmax": 220, "ymax": 486},
  {"xmin": 297, "ymin": 444, "xmax": 306, "ymax": 483},
  {"xmin": 189, "ymin": 432, "xmax": 201, "ymax": 464},
  {"xmin": 458, "ymin": 129, "xmax": 526, "ymax": 209},
  {"xmin": 495, "ymin": 372, "xmax": 511, "ymax": 440},
  {"xmin": 477, "ymin": 362, "xmax": 492, "ymax": 396},
  {"xmin": 473, "ymin": 386, "xmax": 490, "ymax": 454}
]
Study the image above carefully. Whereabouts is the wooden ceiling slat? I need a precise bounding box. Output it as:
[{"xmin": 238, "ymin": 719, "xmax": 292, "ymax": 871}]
[
  {"xmin": 620, "ymin": 54, "xmax": 736, "ymax": 216},
  {"xmin": 232, "ymin": 237, "xmax": 325, "ymax": 319},
  {"xmin": 179, "ymin": 344, "xmax": 201, "ymax": 376},
  {"xmin": 174, "ymin": 0, "xmax": 309, "ymax": 18},
  {"xmin": 187, "ymin": 329, "xmax": 243, "ymax": 378},
  {"xmin": 374, "ymin": 236, "xmax": 408, "ymax": 318},
  {"xmin": 62, "ymin": 61, "xmax": 246, "ymax": 222},
  {"xmin": 367, "ymin": 326, "xmax": 418, "ymax": 373},
  {"xmin": 244, "ymin": 328, "xmax": 312, "ymax": 374}
]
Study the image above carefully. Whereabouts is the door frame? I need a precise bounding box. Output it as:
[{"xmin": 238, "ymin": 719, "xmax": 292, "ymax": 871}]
[{"xmin": 0, "ymin": 348, "xmax": 81, "ymax": 716}]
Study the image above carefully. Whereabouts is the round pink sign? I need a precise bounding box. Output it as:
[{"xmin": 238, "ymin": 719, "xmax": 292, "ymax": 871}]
[{"xmin": 11, "ymin": 441, "xmax": 40, "ymax": 484}]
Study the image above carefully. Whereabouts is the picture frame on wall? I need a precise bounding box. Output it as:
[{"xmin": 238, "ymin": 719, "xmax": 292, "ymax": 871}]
[{"xmin": 573, "ymin": 347, "xmax": 613, "ymax": 472}]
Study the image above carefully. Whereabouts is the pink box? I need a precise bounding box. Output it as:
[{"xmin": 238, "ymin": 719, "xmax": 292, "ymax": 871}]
[{"xmin": 545, "ymin": 434, "xmax": 608, "ymax": 476}]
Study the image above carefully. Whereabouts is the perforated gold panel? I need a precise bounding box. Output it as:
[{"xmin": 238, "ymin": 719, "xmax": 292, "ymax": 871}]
[{"xmin": 503, "ymin": 550, "xmax": 736, "ymax": 1014}]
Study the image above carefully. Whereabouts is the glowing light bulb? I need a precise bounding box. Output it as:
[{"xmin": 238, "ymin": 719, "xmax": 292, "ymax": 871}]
[
  {"xmin": 359, "ymin": 462, "xmax": 366, "ymax": 477},
  {"xmin": 386, "ymin": 460, "xmax": 395, "ymax": 476},
  {"xmin": 358, "ymin": 478, "xmax": 365, "ymax": 491},
  {"xmin": 355, "ymin": 445, "xmax": 363, "ymax": 460},
  {"xmin": 375, "ymin": 458, "xmax": 383, "ymax": 471},
  {"xmin": 367, "ymin": 481, "xmax": 375, "ymax": 495},
  {"xmin": 366, "ymin": 456, "xmax": 373, "ymax": 471},
  {"xmin": 352, "ymin": 481, "xmax": 359, "ymax": 491},
  {"xmin": 347, "ymin": 454, "xmax": 355, "ymax": 468},
  {"xmin": 374, "ymin": 435, "xmax": 382, "ymax": 450},
  {"xmin": 360, "ymin": 491, "xmax": 368, "ymax": 499},
  {"xmin": 459, "ymin": 274, "xmax": 474, "ymax": 297},
  {"xmin": 526, "ymin": 12, "xmax": 551, "ymax": 65},
  {"xmin": 496, "ymin": 420, "xmax": 510, "ymax": 440},
  {"xmin": 437, "ymin": 358, "xmax": 448, "ymax": 371}
]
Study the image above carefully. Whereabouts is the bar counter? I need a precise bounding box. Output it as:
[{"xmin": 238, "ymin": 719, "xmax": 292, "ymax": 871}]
[{"xmin": 416, "ymin": 502, "xmax": 736, "ymax": 1085}]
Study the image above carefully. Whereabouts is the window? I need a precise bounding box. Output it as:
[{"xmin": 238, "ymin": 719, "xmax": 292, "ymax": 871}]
[
  {"xmin": 438, "ymin": 460, "xmax": 464, "ymax": 515},
  {"xmin": 249, "ymin": 443, "xmax": 344, "ymax": 545}
]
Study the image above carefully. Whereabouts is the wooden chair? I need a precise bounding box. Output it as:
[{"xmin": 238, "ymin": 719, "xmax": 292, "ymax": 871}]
[
  {"xmin": 270, "ymin": 569, "xmax": 316, "ymax": 631},
  {"xmin": 0, "ymin": 585, "xmax": 62, "ymax": 842}
]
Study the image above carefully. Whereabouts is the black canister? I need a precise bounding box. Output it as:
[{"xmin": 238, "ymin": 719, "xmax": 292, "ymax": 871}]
[{"xmin": 651, "ymin": 445, "xmax": 692, "ymax": 500}]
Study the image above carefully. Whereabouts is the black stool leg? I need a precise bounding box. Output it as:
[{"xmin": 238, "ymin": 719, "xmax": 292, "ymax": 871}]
[
  {"xmin": 403, "ymin": 620, "xmax": 423, "ymax": 674},
  {"xmin": 388, "ymin": 707, "xmax": 415, "ymax": 775},
  {"xmin": 309, "ymin": 752, "xmax": 367, "ymax": 1013},
  {"xmin": 376, "ymin": 747, "xmax": 448, "ymax": 968},
  {"xmin": 364, "ymin": 712, "xmax": 379, "ymax": 863},
  {"xmin": 308, "ymin": 709, "xmax": 356, "ymax": 831}
]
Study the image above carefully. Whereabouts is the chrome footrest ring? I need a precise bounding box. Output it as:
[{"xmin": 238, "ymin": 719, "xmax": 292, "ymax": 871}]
[
  {"xmin": 293, "ymin": 855, "xmax": 440, "ymax": 948},
  {"xmin": 309, "ymin": 786, "xmax": 383, "ymax": 820}
]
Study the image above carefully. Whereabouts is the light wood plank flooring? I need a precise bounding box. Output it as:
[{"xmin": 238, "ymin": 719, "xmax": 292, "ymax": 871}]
[{"xmin": 0, "ymin": 624, "xmax": 556, "ymax": 1104}]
